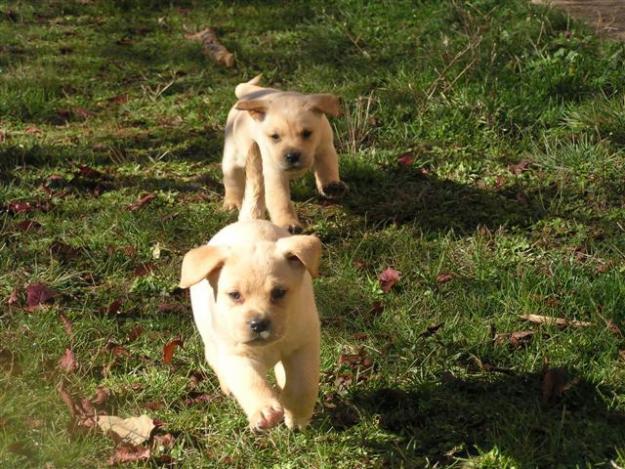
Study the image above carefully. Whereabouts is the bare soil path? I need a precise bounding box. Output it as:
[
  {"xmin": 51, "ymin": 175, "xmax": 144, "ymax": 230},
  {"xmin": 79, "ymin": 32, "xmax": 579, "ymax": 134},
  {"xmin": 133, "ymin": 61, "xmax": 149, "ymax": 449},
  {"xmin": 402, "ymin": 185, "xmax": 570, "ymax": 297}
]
[{"xmin": 533, "ymin": 0, "xmax": 625, "ymax": 40}]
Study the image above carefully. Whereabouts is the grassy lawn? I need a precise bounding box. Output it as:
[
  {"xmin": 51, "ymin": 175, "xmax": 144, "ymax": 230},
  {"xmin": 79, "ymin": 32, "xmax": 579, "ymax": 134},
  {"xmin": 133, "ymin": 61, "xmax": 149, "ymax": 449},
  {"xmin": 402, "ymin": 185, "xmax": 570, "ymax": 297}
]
[{"xmin": 2, "ymin": 0, "xmax": 625, "ymax": 467}]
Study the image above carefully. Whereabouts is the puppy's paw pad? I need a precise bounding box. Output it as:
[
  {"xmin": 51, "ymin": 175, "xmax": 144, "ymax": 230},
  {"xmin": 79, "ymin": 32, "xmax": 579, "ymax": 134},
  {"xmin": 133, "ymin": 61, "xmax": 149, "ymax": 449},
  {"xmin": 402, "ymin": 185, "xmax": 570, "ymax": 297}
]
[
  {"xmin": 250, "ymin": 404, "xmax": 284, "ymax": 431},
  {"xmin": 287, "ymin": 224, "xmax": 303, "ymax": 235},
  {"xmin": 321, "ymin": 181, "xmax": 348, "ymax": 199}
]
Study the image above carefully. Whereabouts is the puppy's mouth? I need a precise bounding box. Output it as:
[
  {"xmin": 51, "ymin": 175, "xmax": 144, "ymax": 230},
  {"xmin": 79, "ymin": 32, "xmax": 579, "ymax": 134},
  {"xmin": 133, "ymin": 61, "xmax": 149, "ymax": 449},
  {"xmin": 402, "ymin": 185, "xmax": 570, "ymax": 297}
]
[{"xmin": 243, "ymin": 331, "xmax": 281, "ymax": 346}]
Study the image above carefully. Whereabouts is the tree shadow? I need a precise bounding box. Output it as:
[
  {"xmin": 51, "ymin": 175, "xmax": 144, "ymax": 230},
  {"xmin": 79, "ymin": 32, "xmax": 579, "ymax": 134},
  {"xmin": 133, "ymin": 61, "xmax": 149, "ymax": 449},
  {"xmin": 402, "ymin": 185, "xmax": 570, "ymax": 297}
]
[{"xmin": 326, "ymin": 371, "xmax": 625, "ymax": 467}]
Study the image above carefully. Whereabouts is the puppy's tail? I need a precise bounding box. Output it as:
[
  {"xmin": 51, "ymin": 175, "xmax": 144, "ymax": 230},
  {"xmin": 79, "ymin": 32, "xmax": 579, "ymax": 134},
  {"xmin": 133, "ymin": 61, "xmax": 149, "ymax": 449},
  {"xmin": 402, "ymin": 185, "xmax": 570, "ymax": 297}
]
[
  {"xmin": 235, "ymin": 74, "xmax": 263, "ymax": 99},
  {"xmin": 238, "ymin": 143, "xmax": 266, "ymax": 221}
]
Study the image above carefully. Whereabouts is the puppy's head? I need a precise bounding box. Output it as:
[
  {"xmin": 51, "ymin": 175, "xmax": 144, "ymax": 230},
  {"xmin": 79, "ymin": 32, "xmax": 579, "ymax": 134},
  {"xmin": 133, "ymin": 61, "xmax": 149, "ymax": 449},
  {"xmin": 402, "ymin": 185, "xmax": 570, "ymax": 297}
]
[
  {"xmin": 236, "ymin": 92, "xmax": 341, "ymax": 173},
  {"xmin": 180, "ymin": 235, "xmax": 321, "ymax": 346}
]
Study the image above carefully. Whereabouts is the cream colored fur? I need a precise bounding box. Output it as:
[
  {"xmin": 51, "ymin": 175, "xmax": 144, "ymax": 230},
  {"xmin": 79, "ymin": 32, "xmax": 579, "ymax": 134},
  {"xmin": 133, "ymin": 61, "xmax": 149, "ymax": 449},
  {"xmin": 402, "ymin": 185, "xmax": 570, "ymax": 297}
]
[{"xmin": 179, "ymin": 220, "xmax": 321, "ymax": 430}]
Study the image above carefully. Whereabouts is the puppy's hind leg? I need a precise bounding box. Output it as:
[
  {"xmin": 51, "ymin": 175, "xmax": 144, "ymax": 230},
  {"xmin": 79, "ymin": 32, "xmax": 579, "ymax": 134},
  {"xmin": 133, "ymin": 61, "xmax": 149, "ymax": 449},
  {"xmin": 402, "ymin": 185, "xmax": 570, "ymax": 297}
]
[
  {"xmin": 222, "ymin": 141, "xmax": 245, "ymax": 211},
  {"xmin": 239, "ymin": 143, "xmax": 266, "ymax": 221}
]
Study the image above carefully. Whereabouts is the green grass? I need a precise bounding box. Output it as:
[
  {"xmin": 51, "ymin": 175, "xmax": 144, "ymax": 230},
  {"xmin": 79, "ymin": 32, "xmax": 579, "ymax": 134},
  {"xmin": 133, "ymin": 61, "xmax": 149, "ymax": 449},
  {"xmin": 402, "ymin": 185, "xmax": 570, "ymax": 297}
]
[{"xmin": 1, "ymin": 0, "xmax": 625, "ymax": 467}]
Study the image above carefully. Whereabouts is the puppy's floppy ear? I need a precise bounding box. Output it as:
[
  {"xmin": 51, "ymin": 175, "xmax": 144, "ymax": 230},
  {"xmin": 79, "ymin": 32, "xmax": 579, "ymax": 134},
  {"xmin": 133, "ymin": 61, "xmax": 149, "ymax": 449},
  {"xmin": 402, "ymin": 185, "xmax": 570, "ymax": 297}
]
[
  {"xmin": 179, "ymin": 245, "xmax": 226, "ymax": 289},
  {"xmin": 235, "ymin": 99, "xmax": 267, "ymax": 121},
  {"xmin": 277, "ymin": 235, "xmax": 322, "ymax": 277},
  {"xmin": 307, "ymin": 94, "xmax": 342, "ymax": 117}
]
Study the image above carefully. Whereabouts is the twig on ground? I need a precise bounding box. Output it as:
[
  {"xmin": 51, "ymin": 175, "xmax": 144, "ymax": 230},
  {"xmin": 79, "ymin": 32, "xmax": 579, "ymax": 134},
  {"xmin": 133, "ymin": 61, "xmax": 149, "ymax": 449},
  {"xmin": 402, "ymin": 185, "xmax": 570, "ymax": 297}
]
[{"xmin": 185, "ymin": 28, "xmax": 234, "ymax": 68}]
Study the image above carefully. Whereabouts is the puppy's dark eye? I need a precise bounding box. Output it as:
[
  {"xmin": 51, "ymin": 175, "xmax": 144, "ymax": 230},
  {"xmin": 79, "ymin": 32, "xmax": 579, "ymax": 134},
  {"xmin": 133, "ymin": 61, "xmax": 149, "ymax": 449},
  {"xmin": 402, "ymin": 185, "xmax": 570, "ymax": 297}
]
[
  {"xmin": 270, "ymin": 287, "xmax": 287, "ymax": 302},
  {"xmin": 228, "ymin": 291, "xmax": 242, "ymax": 302},
  {"xmin": 270, "ymin": 133, "xmax": 280, "ymax": 142},
  {"xmin": 301, "ymin": 129, "xmax": 312, "ymax": 139}
]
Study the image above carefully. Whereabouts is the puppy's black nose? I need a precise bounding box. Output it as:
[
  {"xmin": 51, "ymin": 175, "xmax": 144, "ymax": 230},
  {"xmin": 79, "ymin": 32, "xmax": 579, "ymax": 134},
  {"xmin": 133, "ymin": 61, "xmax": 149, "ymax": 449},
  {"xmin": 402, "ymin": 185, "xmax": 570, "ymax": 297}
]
[
  {"xmin": 249, "ymin": 317, "xmax": 271, "ymax": 333},
  {"xmin": 284, "ymin": 152, "xmax": 301, "ymax": 165}
]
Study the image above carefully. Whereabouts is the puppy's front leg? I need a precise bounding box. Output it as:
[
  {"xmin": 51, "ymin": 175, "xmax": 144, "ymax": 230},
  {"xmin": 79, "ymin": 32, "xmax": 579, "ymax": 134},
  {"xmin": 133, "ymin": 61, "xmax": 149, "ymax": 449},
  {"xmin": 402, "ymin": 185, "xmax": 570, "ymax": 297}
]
[
  {"xmin": 314, "ymin": 143, "xmax": 348, "ymax": 199},
  {"xmin": 263, "ymin": 166, "xmax": 302, "ymax": 234},
  {"xmin": 222, "ymin": 140, "xmax": 245, "ymax": 211},
  {"xmin": 218, "ymin": 357, "xmax": 283, "ymax": 430},
  {"xmin": 278, "ymin": 343, "xmax": 320, "ymax": 430}
]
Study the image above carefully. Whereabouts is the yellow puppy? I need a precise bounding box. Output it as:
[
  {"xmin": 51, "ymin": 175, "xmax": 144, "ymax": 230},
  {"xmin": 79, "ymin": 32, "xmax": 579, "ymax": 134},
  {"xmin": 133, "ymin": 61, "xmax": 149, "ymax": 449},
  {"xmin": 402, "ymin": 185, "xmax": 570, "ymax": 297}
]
[
  {"xmin": 179, "ymin": 220, "xmax": 321, "ymax": 430},
  {"xmin": 222, "ymin": 75, "xmax": 348, "ymax": 233}
]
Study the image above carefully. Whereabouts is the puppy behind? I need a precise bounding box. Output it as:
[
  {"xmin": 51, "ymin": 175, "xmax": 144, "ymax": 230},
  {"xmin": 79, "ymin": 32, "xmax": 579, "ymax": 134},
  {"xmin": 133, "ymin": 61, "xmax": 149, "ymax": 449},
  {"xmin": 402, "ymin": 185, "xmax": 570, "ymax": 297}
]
[
  {"xmin": 179, "ymin": 220, "xmax": 321, "ymax": 430},
  {"xmin": 222, "ymin": 75, "xmax": 348, "ymax": 233}
]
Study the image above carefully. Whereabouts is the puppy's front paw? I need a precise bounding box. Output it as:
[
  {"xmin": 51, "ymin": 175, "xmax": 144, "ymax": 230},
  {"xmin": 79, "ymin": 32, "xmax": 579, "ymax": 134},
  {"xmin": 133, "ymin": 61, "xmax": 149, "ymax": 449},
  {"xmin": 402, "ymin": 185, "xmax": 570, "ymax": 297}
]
[
  {"xmin": 287, "ymin": 224, "xmax": 303, "ymax": 235},
  {"xmin": 223, "ymin": 199, "xmax": 241, "ymax": 211},
  {"xmin": 284, "ymin": 411, "xmax": 311, "ymax": 431},
  {"xmin": 321, "ymin": 181, "xmax": 348, "ymax": 199},
  {"xmin": 249, "ymin": 402, "xmax": 284, "ymax": 431}
]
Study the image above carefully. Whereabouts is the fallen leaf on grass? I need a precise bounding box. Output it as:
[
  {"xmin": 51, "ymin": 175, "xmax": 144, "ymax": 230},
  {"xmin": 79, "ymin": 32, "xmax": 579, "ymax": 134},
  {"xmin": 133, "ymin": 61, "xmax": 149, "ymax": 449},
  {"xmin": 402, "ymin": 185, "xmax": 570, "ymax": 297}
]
[
  {"xmin": 59, "ymin": 312, "xmax": 73, "ymax": 337},
  {"xmin": 520, "ymin": 314, "xmax": 591, "ymax": 328},
  {"xmin": 133, "ymin": 263, "xmax": 155, "ymax": 277},
  {"xmin": 49, "ymin": 240, "xmax": 81, "ymax": 262},
  {"xmin": 144, "ymin": 401, "xmax": 163, "ymax": 411},
  {"xmin": 183, "ymin": 391, "xmax": 217, "ymax": 406},
  {"xmin": 397, "ymin": 151, "xmax": 415, "ymax": 166},
  {"xmin": 107, "ymin": 443, "xmax": 150, "ymax": 465},
  {"xmin": 163, "ymin": 338, "xmax": 183, "ymax": 365},
  {"xmin": 107, "ymin": 299, "xmax": 123, "ymax": 315},
  {"xmin": 25, "ymin": 283, "xmax": 57, "ymax": 311},
  {"xmin": 76, "ymin": 164, "xmax": 104, "ymax": 179},
  {"xmin": 152, "ymin": 433, "xmax": 175, "ymax": 451},
  {"xmin": 542, "ymin": 367, "xmax": 579, "ymax": 404},
  {"xmin": 508, "ymin": 159, "xmax": 531, "ymax": 175},
  {"xmin": 619, "ymin": 350, "xmax": 625, "ymax": 362},
  {"xmin": 97, "ymin": 414, "xmax": 155, "ymax": 445},
  {"xmin": 15, "ymin": 220, "xmax": 42, "ymax": 232},
  {"xmin": 7, "ymin": 288, "xmax": 19, "ymax": 305},
  {"xmin": 105, "ymin": 341, "xmax": 131, "ymax": 357},
  {"xmin": 58, "ymin": 348, "xmax": 77, "ymax": 373},
  {"xmin": 436, "ymin": 272, "xmax": 453, "ymax": 284},
  {"xmin": 128, "ymin": 193, "xmax": 156, "ymax": 211},
  {"xmin": 57, "ymin": 382, "xmax": 98, "ymax": 429},
  {"xmin": 24, "ymin": 125, "xmax": 42, "ymax": 135},
  {"xmin": 378, "ymin": 267, "xmax": 401, "ymax": 293},
  {"xmin": 6, "ymin": 200, "xmax": 51, "ymax": 215},
  {"xmin": 127, "ymin": 325, "xmax": 144, "ymax": 342},
  {"xmin": 368, "ymin": 301, "xmax": 384, "ymax": 317},
  {"xmin": 91, "ymin": 387, "xmax": 111, "ymax": 406},
  {"xmin": 494, "ymin": 330, "xmax": 535, "ymax": 348},
  {"xmin": 158, "ymin": 303, "xmax": 185, "ymax": 313}
]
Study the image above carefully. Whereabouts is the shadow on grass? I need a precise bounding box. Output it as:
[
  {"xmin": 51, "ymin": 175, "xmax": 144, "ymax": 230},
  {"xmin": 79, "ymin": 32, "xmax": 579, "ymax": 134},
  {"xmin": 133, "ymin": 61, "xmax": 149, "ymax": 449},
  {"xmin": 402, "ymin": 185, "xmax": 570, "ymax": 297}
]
[
  {"xmin": 328, "ymin": 372, "xmax": 625, "ymax": 466},
  {"xmin": 338, "ymin": 161, "xmax": 543, "ymax": 235}
]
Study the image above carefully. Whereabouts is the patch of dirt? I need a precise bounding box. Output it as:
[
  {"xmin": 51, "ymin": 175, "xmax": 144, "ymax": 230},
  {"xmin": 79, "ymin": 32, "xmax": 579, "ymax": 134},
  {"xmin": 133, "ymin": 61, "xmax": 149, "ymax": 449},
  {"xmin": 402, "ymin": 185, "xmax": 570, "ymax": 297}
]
[{"xmin": 532, "ymin": 1, "xmax": 625, "ymax": 40}]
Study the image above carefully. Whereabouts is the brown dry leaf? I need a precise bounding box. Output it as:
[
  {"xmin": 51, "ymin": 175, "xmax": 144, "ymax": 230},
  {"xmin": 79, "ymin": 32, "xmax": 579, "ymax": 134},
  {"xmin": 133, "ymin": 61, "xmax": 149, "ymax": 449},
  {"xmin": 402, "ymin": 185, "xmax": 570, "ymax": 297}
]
[
  {"xmin": 508, "ymin": 159, "xmax": 531, "ymax": 175},
  {"xmin": 397, "ymin": 151, "xmax": 415, "ymax": 166},
  {"xmin": 25, "ymin": 282, "xmax": 57, "ymax": 311},
  {"xmin": 378, "ymin": 267, "xmax": 401, "ymax": 293},
  {"xmin": 163, "ymin": 338, "xmax": 183, "ymax": 365},
  {"xmin": 97, "ymin": 414, "xmax": 155, "ymax": 446},
  {"xmin": 436, "ymin": 272, "xmax": 453, "ymax": 284},
  {"xmin": 25, "ymin": 125, "xmax": 42, "ymax": 135},
  {"xmin": 107, "ymin": 299, "xmax": 123, "ymax": 315},
  {"xmin": 7, "ymin": 288, "xmax": 19, "ymax": 305},
  {"xmin": 127, "ymin": 325, "xmax": 144, "ymax": 342},
  {"xmin": 619, "ymin": 350, "xmax": 625, "ymax": 362},
  {"xmin": 105, "ymin": 341, "xmax": 130, "ymax": 357},
  {"xmin": 158, "ymin": 303, "xmax": 185, "ymax": 313},
  {"xmin": 58, "ymin": 348, "xmax": 77, "ymax": 373},
  {"xmin": 541, "ymin": 367, "xmax": 577, "ymax": 403},
  {"xmin": 15, "ymin": 220, "xmax": 42, "ymax": 232},
  {"xmin": 133, "ymin": 263, "xmax": 155, "ymax": 277},
  {"xmin": 128, "ymin": 193, "xmax": 156, "ymax": 211},
  {"xmin": 495, "ymin": 330, "xmax": 535, "ymax": 348},
  {"xmin": 59, "ymin": 312, "xmax": 73, "ymax": 337},
  {"xmin": 91, "ymin": 387, "xmax": 111, "ymax": 406},
  {"xmin": 520, "ymin": 314, "xmax": 591, "ymax": 328},
  {"xmin": 183, "ymin": 391, "xmax": 217, "ymax": 406},
  {"xmin": 57, "ymin": 382, "xmax": 99, "ymax": 429},
  {"xmin": 107, "ymin": 443, "xmax": 151, "ymax": 465},
  {"xmin": 152, "ymin": 433, "xmax": 175, "ymax": 451}
]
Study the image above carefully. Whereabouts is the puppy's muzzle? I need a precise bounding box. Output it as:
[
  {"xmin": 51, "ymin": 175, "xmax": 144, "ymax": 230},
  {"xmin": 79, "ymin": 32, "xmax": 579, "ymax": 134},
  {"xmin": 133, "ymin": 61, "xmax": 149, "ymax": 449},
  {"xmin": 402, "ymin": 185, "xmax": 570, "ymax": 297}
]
[
  {"xmin": 283, "ymin": 151, "xmax": 301, "ymax": 169},
  {"xmin": 248, "ymin": 316, "xmax": 272, "ymax": 341}
]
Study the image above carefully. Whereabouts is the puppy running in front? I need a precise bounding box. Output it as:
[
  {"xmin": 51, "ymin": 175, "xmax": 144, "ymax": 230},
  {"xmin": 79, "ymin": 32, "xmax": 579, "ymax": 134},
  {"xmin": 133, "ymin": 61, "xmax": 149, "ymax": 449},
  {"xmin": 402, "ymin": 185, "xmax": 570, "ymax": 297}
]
[
  {"xmin": 222, "ymin": 75, "xmax": 348, "ymax": 233},
  {"xmin": 179, "ymin": 220, "xmax": 321, "ymax": 430}
]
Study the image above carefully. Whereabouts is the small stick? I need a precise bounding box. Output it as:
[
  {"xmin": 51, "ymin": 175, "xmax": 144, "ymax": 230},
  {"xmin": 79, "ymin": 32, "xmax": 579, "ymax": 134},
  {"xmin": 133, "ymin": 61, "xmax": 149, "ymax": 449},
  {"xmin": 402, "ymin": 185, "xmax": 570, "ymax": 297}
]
[{"xmin": 186, "ymin": 28, "xmax": 234, "ymax": 68}]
